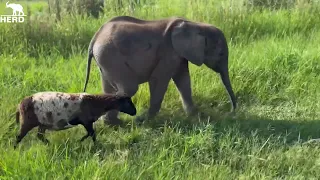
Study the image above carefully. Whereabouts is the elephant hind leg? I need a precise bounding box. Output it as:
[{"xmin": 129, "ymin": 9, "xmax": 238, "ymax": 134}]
[
  {"xmin": 101, "ymin": 78, "xmax": 122, "ymax": 126},
  {"xmin": 102, "ymin": 77, "xmax": 139, "ymax": 126}
]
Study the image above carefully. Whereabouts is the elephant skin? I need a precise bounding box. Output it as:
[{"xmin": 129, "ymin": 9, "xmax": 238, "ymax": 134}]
[{"xmin": 83, "ymin": 16, "xmax": 237, "ymax": 125}]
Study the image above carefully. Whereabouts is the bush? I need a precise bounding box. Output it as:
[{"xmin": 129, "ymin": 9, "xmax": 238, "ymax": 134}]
[
  {"xmin": 244, "ymin": 0, "xmax": 312, "ymax": 10},
  {"xmin": 47, "ymin": 0, "xmax": 104, "ymax": 19}
]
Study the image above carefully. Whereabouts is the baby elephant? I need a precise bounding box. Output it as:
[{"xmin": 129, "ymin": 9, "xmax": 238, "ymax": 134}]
[{"xmin": 14, "ymin": 91, "xmax": 136, "ymax": 148}]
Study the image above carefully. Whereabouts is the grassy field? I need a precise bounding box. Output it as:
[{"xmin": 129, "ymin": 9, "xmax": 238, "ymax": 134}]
[{"xmin": 1, "ymin": 0, "xmax": 320, "ymax": 179}]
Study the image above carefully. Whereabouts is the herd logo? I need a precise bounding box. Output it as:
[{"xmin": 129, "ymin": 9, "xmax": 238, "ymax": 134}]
[{"xmin": 0, "ymin": 1, "xmax": 26, "ymax": 23}]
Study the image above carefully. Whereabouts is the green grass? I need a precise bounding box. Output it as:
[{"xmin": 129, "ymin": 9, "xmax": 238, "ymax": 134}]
[{"xmin": 1, "ymin": 0, "xmax": 320, "ymax": 179}]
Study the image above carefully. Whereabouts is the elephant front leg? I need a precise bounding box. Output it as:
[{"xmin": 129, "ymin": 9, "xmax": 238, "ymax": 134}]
[
  {"xmin": 172, "ymin": 61, "xmax": 196, "ymax": 116},
  {"xmin": 135, "ymin": 77, "xmax": 170, "ymax": 124}
]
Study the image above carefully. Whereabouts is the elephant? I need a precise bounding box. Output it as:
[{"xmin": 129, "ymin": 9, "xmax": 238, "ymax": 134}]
[
  {"xmin": 6, "ymin": 1, "xmax": 24, "ymax": 16},
  {"xmin": 82, "ymin": 15, "xmax": 237, "ymax": 126}
]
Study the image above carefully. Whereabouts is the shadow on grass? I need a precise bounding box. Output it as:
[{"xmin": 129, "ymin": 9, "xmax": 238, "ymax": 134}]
[
  {"xmin": 73, "ymin": 104, "xmax": 320, "ymax": 160},
  {"xmin": 130, "ymin": 94, "xmax": 320, "ymax": 145},
  {"xmin": 143, "ymin": 112, "xmax": 320, "ymax": 142},
  {"xmin": 5, "ymin": 94, "xmax": 320, "ymax": 154}
]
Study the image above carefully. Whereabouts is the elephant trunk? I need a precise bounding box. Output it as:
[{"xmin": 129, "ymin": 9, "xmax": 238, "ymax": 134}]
[
  {"xmin": 218, "ymin": 66, "xmax": 237, "ymax": 113},
  {"xmin": 205, "ymin": 59, "xmax": 237, "ymax": 113}
]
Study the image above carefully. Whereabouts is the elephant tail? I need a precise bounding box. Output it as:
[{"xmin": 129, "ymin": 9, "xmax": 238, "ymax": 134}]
[{"xmin": 83, "ymin": 40, "xmax": 94, "ymax": 92}]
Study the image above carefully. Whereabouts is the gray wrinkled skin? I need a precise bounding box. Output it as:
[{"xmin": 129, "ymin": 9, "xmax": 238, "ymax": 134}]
[{"xmin": 83, "ymin": 16, "xmax": 237, "ymax": 125}]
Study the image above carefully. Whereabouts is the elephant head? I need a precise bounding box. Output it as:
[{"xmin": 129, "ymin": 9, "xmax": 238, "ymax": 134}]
[{"xmin": 171, "ymin": 20, "xmax": 237, "ymax": 112}]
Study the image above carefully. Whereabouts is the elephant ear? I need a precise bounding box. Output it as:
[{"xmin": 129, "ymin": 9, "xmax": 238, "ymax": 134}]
[{"xmin": 171, "ymin": 21, "xmax": 206, "ymax": 66}]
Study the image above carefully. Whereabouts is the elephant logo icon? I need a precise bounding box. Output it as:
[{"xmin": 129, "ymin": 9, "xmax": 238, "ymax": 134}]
[
  {"xmin": 0, "ymin": 1, "xmax": 26, "ymax": 23},
  {"xmin": 5, "ymin": 1, "xmax": 24, "ymax": 16}
]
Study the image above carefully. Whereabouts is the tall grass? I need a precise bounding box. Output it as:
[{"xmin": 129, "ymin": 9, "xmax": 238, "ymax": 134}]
[
  {"xmin": 0, "ymin": 0, "xmax": 320, "ymax": 179},
  {"xmin": 1, "ymin": 0, "xmax": 320, "ymax": 58}
]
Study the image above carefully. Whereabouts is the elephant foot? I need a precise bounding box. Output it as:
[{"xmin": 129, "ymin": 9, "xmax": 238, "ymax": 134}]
[
  {"xmin": 134, "ymin": 111, "xmax": 156, "ymax": 125},
  {"xmin": 103, "ymin": 116, "xmax": 124, "ymax": 127},
  {"xmin": 134, "ymin": 114, "xmax": 148, "ymax": 125},
  {"xmin": 226, "ymin": 111, "xmax": 236, "ymax": 119},
  {"xmin": 185, "ymin": 105, "xmax": 200, "ymax": 117},
  {"xmin": 186, "ymin": 107, "xmax": 197, "ymax": 116},
  {"xmin": 185, "ymin": 107, "xmax": 210, "ymax": 123}
]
